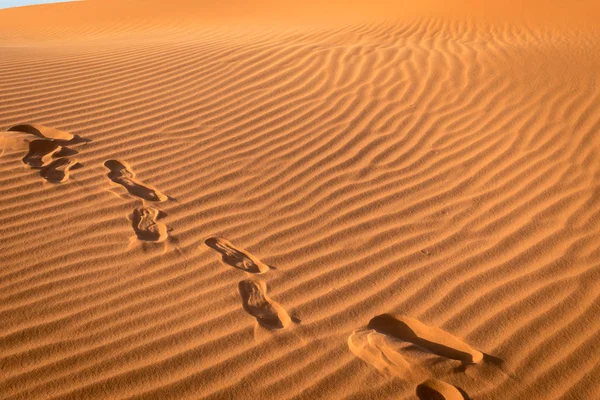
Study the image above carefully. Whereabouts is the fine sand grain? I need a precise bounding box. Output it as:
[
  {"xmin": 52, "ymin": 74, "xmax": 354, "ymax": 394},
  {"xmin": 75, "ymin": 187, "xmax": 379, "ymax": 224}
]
[{"xmin": 1, "ymin": 1, "xmax": 599, "ymax": 399}]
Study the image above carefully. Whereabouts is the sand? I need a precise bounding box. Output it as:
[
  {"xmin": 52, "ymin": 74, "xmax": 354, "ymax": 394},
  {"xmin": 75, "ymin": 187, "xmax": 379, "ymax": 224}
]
[{"xmin": 1, "ymin": 1, "xmax": 600, "ymax": 399}]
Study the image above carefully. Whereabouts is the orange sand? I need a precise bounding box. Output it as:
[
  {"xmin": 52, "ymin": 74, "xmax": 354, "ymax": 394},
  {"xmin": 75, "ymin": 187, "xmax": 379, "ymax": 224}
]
[{"xmin": 1, "ymin": 1, "xmax": 600, "ymax": 399}]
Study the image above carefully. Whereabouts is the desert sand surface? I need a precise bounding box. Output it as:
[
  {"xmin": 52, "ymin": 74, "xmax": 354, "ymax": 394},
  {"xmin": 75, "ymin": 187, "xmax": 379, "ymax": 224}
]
[{"xmin": 1, "ymin": 1, "xmax": 600, "ymax": 399}]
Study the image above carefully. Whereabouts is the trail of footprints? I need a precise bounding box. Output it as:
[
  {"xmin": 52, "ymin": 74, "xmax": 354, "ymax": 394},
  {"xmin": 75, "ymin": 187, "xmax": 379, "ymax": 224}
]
[
  {"xmin": 3, "ymin": 125, "xmax": 507, "ymax": 398},
  {"xmin": 204, "ymin": 237, "xmax": 297, "ymax": 330},
  {"xmin": 4, "ymin": 124, "xmax": 169, "ymax": 242},
  {"xmin": 103, "ymin": 159, "xmax": 170, "ymax": 244}
]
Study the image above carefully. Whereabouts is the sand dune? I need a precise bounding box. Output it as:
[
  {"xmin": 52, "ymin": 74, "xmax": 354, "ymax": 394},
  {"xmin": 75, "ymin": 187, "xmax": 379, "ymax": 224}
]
[{"xmin": 1, "ymin": 0, "xmax": 599, "ymax": 399}]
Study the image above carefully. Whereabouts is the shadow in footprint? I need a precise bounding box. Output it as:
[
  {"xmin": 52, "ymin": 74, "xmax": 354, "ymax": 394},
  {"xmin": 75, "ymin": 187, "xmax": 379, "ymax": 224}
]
[
  {"xmin": 238, "ymin": 280, "xmax": 292, "ymax": 330},
  {"xmin": 22, "ymin": 140, "xmax": 62, "ymax": 168},
  {"xmin": 104, "ymin": 160, "xmax": 167, "ymax": 202},
  {"xmin": 205, "ymin": 237, "xmax": 273, "ymax": 274},
  {"xmin": 129, "ymin": 206, "xmax": 168, "ymax": 243},
  {"xmin": 416, "ymin": 379, "xmax": 468, "ymax": 400},
  {"xmin": 40, "ymin": 159, "xmax": 83, "ymax": 183},
  {"xmin": 368, "ymin": 314, "xmax": 483, "ymax": 364}
]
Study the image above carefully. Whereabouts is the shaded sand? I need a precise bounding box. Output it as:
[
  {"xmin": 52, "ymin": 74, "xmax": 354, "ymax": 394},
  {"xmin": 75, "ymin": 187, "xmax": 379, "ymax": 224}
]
[
  {"xmin": 21, "ymin": 140, "xmax": 62, "ymax": 168},
  {"xmin": 1, "ymin": 0, "xmax": 600, "ymax": 399},
  {"xmin": 39, "ymin": 158, "xmax": 81, "ymax": 183},
  {"xmin": 416, "ymin": 379, "xmax": 467, "ymax": 400},
  {"xmin": 205, "ymin": 237, "xmax": 272, "ymax": 274}
]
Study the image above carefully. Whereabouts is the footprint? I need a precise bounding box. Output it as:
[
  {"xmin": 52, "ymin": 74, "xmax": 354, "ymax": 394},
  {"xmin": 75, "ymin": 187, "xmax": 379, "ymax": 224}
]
[
  {"xmin": 367, "ymin": 314, "xmax": 483, "ymax": 364},
  {"xmin": 104, "ymin": 160, "xmax": 167, "ymax": 202},
  {"xmin": 22, "ymin": 140, "xmax": 63, "ymax": 168},
  {"xmin": 128, "ymin": 206, "xmax": 168, "ymax": 242},
  {"xmin": 416, "ymin": 379, "xmax": 468, "ymax": 400},
  {"xmin": 204, "ymin": 237, "xmax": 272, "ymax": 274},
  {"xmin": 40, "ymin": 158, "xmax": 82, "ymax": 183},
  {"xmin": 238, "ymin": 280, "xmax": 292, "ymax": 330}
]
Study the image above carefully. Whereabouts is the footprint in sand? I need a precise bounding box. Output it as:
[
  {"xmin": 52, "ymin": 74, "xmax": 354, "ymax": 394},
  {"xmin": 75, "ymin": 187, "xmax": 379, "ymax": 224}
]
[
  {"xmin": 128, "ymin": 206, "xmax": 168, "ymax": 243},
  {"xmin": 238, "ymin": 279, "xmax": 294, "ymax": 330},
  {"xmin": 366, "ymin": 314, "xmax": 484, "ymax": 364},
  {"xmin": 416, "ymin": 379, "xmax": 468, "ymax": 400},
  {"xmin": 22, "ymin": 140, "xmax": 62, "ymax": 168},
  {"xmin": 40, "ymin": 158, "xmax": 82, "ymax": 183},
  {"xmin": 22, "ymin": 140, "xmax": 77, "ymax": 168},
  {"xmin": 205, "ymin": 237, "xmax": 272, "ymax": 274},
  {"xmin": 8, "ymin": 124, "xmax": 88, "ymax": 183},
  {"xmin": 104, "ymin": 160, "xmax": 168, "ymax": 202}
]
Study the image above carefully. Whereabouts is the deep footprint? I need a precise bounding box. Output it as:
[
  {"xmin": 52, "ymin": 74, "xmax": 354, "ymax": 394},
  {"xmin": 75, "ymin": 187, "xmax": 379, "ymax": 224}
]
[
  {"xmin": 367, "ymin": 314, "xmax": 484, "ymax": 364},
  {"xmin": 238, "ymin": 280, "xmax": 291, "ymax": 330},
  {"xmin": 205, "ymin": 237, "xmax": 271, "ymax": 274},
  {"xmin": 104, "ymin": 160, "xmax": 167, "ymax": 202},
  {"xmin": 40, "ymin": 158, "xmax": 82, "ymax": 183},
  {"xmin": 129, "ymin": 206, "xmax": 168, "ymax": 242},
  {"xmin": 416, "ymin": 379, "xmax": 468, "ymax": 400},
  {"xmin": 22, "ymin": 140, "xmax": 63, "ymax": 168}
]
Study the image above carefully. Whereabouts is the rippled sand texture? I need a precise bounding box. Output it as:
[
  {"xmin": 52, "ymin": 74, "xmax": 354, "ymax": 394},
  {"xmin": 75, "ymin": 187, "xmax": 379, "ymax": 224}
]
[{"xmin": 1, "ymin": 1, "xmax": 599, "ymax": 399}]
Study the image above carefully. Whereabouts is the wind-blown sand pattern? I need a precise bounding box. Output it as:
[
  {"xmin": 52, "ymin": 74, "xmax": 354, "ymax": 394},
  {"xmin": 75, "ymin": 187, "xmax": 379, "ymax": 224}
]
[{"xmin": 1, "ymin": 0, "xmax": 600, "ymax": 399}]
